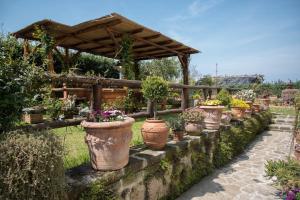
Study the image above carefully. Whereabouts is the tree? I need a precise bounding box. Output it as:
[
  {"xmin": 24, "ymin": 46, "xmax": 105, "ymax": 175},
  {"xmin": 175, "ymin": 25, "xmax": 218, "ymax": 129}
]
[{"xmin": 139, "ymin": 57, "xmax": 181, "ymax": 81}]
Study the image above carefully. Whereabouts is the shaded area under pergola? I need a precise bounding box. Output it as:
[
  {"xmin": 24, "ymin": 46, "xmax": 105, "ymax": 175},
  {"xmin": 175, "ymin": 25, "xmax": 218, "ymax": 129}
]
[{"xmin": 13, "ymin": 13, "xmax": 200, "ymax": 109}]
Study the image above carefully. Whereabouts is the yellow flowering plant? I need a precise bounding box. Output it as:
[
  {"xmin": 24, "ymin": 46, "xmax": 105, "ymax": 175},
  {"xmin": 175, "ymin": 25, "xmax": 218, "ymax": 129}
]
[{"xmin": 202, "ymin": 99, "xmax": 222, "ymax": 106}]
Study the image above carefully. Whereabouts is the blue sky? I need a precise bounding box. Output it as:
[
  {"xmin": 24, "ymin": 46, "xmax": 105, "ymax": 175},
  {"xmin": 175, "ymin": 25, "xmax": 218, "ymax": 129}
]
[{"xmin": 1, "ymin": 0, "xmax": 300, "ymax": 82}]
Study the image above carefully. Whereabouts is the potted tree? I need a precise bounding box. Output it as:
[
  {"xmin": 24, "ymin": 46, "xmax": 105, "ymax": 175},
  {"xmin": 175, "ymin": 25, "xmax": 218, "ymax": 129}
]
[
  {"xmin": 181, "ymin": 108, "xmax": 204, "ymax": 136},
  {"xmin": 141, "ymin": 76, "xmax": 169, "ymax": 150},
  {"xmin": 81, "ymin": 110, "xmax": 135, "ymax": 170},
  {"xmin": 199, "ymin": 100, "xmax": 224, "ymax": 130},
  {"xmin": 230, "ymin": 98, "xmax": 250, "ymax": 119},
  {"xmin": 167, "ymin": 116, "xmax": 185, "ymax": 141}
]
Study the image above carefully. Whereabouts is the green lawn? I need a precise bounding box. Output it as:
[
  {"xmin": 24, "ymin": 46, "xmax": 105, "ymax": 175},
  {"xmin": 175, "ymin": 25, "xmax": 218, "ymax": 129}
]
[
  {"xmin": 53, "ymin": 113, "xmax": 178, "ymax": 169},
  {"xmin": 270, "ymin": 106, "xmax": 296, "ymax": 115}
]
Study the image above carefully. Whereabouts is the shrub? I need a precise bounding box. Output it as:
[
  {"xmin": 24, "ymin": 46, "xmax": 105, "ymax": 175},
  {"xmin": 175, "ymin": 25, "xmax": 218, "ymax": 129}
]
[
  {"xmin": 142, "ymin": 76, "xmax": 169, "ymax": 119},
  {"xmin": 0, "ymin": 130, "xmax": 65, "ymax": 199},
  {"xmin": 265, "ymin": 159, "xmax": 300, "ymax": 199},
  {"xmin": 216, "ymin": 89, "xmax": 232, "ymax": 107},
  {"xmin": 181, "ymin": 108, "xmax": 204, "ymax": 123},
  {"xmin": 0, "ymin": 35, "xmax": 45, "ymax": 133},
  {"xmin": 167, "ymin": 116, "xmax": 185, "ymax": 131},
  {"xmin": 213, "ymin": 111, "xmax": 271, "ymax": 167}
]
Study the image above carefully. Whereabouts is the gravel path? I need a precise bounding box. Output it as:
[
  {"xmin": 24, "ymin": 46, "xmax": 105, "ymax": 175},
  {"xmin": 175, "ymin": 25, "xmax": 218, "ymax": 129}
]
[{"xmin": 176, "ymin": 115, "xmax": 294, "ymax": 200}]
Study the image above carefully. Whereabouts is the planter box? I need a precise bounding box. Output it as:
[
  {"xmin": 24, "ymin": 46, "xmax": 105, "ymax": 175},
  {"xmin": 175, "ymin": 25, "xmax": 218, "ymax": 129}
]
[{"xmin": 23, "ymin": 113, "xmax": 43, "ymax": 124}]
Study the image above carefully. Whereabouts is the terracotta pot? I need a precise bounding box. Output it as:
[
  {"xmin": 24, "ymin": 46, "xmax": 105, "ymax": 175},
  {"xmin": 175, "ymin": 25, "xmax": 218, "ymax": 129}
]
[
  {"xmin": 173, "ymin": 131, "xmax": 184, "ymax": 141},
  {"xmin": 245, "ymin": 101, "xmax": 253, "ymax": 114},
  {"xmin": 185, "ymin": 122, "xmax": 202, "ymax": 136},
  {"xmin": 221, "ymin": 111, "xmax": 232, "ymax": 125},
  {"xmin": 141, "ymin": 119, "xmax": 169, "ymax": 150},
  {"xmin": 199, "ymin": 106, "xmax": 224, "ymax": 130},
  {"xmin": 260, "ymin": 98, "xmax": 271, "ymax": 110},
  {"xmin": 81, "ymin": 117, "xmax": 135, "ymax": 170},
  {"xmin": 231, "ymin": 107, "xmax": 246, "ymax": 119},
  {"xmin": 252, "ymin": 104, "xmax": 260, "ymax": 113}
]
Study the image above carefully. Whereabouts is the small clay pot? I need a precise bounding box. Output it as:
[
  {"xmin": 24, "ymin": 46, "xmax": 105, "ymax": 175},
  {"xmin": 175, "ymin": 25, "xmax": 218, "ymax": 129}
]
[
  {"xmin": 141, "ymin": 119, "xmax": 169, "ymax": 150},
  {"xmin": 185, "ymin": 122, "xmax": 202, "ymax": 136},
  {"xmin": 260, "ymin": 98, "xmax": 271, "ymax": 110},
  {"xmin": 231, "ymin": 107, "xmax": 246, "ymax": 119},
  {"xmin": 221, "ymin": 111, "xmax": 232, "ymax": 124},
  {"xmin": 173, "ymin": 131, "xmax": 184, "ymax": 141},
  {"xmin": 252, "ymin": 104, "xmax": 260, "ymax": 113}
]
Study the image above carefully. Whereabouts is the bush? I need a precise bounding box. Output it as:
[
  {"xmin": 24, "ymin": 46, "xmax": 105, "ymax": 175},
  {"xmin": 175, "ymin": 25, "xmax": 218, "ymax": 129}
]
[
  {"xmin": 216, "ymin": 89, "xmax": 232, "ymax": 107},
  {"xmin": 0, "ymin": 130, "xmax": 65, "ymax": 200},
  {"xmin": 213, "ymin": 111, "xmax": 271, "ymax": 167},
  {"xmin": 0, "ymin": 35, "xmax": 45, "ymax": 133}
]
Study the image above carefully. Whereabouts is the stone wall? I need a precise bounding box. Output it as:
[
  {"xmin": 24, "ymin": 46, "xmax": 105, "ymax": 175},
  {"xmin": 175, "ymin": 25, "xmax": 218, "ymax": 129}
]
[{"xmin": 66, "ymin": 112, "xmax": 271, "ymax": 200}]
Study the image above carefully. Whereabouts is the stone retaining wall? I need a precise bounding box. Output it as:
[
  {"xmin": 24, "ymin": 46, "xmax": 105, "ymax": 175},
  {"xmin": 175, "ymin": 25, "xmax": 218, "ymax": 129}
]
[{"xmin": 66, "ymin": 112, "xmax": 271, "ymax": 200}]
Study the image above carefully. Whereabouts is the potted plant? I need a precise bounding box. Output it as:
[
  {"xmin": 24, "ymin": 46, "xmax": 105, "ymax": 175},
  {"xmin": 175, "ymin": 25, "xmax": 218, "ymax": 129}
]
[
  {"xmin": 141, "ymin": 76, "xmax": 169, "ymax": 150},
  {"xmin": 230, "ymin": 98, "xmax": 250, "ymax": 119},
  {"xmin": 199, "ymin": 100, "xmax": 224, "ymax": 130},
  {"xmin": 62, "ymin": 95, "xmax": 78, "ymax": 119},
  {"xmin": 235, "ymin": 89, "xmax": 256, "ymax": 115},
  {"xmin": 216, "ymin": 89, "xmax": 233, "ymax": 124},
  {"xmin": 22, "ymin": 106, "xmax": 44, "ymax": 124},
  {"xmin": 81, "ymin": 110, "xmax": 135, "ymax": 170},
  {"xmin": 167, "ymin": 116, "xmax": 185, "ymax": 141},
  {"xmin": 181, "ymin": 108, "xmax": 204, "ymax": 136},
  {"xmin": 192, "ymin": 91, "xmax": 203, "ymax": 107}
]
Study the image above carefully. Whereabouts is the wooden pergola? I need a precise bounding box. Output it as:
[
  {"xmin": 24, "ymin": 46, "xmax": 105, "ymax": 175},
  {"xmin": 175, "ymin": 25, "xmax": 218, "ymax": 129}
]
[{"xmin": 13, "ymin": 13, "xmax": 200, "ymax": 108}]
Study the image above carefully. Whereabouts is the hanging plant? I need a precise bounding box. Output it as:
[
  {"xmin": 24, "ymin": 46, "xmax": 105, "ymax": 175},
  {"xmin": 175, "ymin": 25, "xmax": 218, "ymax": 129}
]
[{"xmin": 119, "ymin": 34, "xmax": 134, "ymax": 80}]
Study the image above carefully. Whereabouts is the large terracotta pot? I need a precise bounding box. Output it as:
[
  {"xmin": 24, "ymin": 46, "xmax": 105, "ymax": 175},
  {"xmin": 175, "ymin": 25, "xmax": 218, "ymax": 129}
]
[
  {"xmin": 81, "ymin": 117, "xmax": 135, "ymax": 170},
  {"xmin": 245, "ymin": 101, "xmax": 253, "ymax": 113},
  {"xmin": 141, "ymin": 119, "xmax": 169, "ymax": 150},
  {"xmin": 185, "ymin": 122, "xmax": 202, "ymax": 136},
  {"xmin": 231, "ymin": 107, "xmax": 246, "ymax": 119},
  {"xmin": 199, "ymin": 106, "xmax": 224, "ymax": 130},
  {"xmin": 221, "ymin": 111, "xmax": 232, "ymax": 125},
  {"xmin": 252, "ymin": 104, "xmax": 260, "ymax": 113}
]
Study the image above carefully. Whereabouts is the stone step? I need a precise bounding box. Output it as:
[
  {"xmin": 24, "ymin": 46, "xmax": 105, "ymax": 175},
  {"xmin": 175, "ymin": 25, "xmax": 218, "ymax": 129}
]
[
  {"xmin": 268, "ymin": 124, "xmax": 294, "ymax": 132},
  {"xmin": 271, "ymin": 118, "xmax": 295, "ymax": 125}
]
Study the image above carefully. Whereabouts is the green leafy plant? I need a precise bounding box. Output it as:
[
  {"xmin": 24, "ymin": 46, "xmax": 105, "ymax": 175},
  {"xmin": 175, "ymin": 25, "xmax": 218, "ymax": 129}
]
[
  {"xmin": 230, "ymin": 98, "xmax": 250, "ymax": 109},
  {"xmin": 265, "ymin": 159, "xmax": 300, "ymax": 198},
  {"xmin": 0, "ymin": 130, "xmax": 65, "ymax": 200},
  {"xmin": 216, "ymin": 89, "xmax": 232, "ymax": 107},
  {"xmin": 167, "ymin": 116, "xmax": 185, "ymax": 131},
  {"xmin": 44, "ymin": 98, "xmax": 64, "ymax": 120},
  {"xmin": 142, "ymin": 76, "xmax": 169, "ymax": 119},
  {"xmin": 120, "ymin": 35, "xmax": 134, "ymax": 80},
  {"xmin": 192, "ymin": 90, "xmax": 202, "ymax": 100},
  {"xmin": 202, "ymin": 99, "xmax": 222, "ymax": 106},
  {"xmin": 181, "ymin": 108, "xmax": 204, "ymax": 123},
  {"xmin": 0, "ymin": 35, "xmax": 45, "ymax": 133}
]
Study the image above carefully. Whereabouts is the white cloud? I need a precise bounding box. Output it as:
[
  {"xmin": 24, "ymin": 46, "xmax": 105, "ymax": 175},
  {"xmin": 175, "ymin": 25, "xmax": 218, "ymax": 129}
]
[{"xmin": 164, "ymin": 0, "xmax": 224, "ymax": 22}]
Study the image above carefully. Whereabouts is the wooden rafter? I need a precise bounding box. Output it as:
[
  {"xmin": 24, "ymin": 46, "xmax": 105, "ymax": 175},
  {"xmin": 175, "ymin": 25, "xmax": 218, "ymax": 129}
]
[{"xmin": 56, "ymin": 19, "xmax": 122, "ymax": 42}]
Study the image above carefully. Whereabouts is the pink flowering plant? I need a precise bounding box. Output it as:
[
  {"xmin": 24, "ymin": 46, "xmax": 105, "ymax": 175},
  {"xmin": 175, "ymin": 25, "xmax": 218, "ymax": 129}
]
[{"xmin": 88, "ymin": 109, "xmax": 126, "ymax": 122}]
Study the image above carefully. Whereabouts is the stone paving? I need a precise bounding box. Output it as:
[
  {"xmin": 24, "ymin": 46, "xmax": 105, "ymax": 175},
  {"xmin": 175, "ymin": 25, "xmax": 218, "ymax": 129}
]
[{"xmin": 176, "ymin": 115, "xmax": 295, "ymax": 200}]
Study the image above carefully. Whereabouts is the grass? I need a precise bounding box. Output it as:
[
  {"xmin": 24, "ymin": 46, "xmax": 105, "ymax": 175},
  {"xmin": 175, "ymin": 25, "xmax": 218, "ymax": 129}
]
[
  {"xmin": 270, "ymin": 105, "xmax": 296, "ymax": 115},
  {"xmin": 53, "ymin": 113, "xmax": 178, "ymax": 169}
]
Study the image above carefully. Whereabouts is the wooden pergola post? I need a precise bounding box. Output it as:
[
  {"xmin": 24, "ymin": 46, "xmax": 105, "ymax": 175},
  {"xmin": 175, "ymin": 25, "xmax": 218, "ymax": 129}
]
[
  {"xmin": 133, "ymin": 60, "xmax": 140, "ymax": 80},
  {"xmin": 91, "ymin": 84, "xmax": 102, "ymax": 111},
  {"xmin": 178, "ymin": 54, "xmax": 190, "ymax": 109},
  {"xmin": 47, "ymin": 50, "xmax": 55, "ymax": 73}
]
